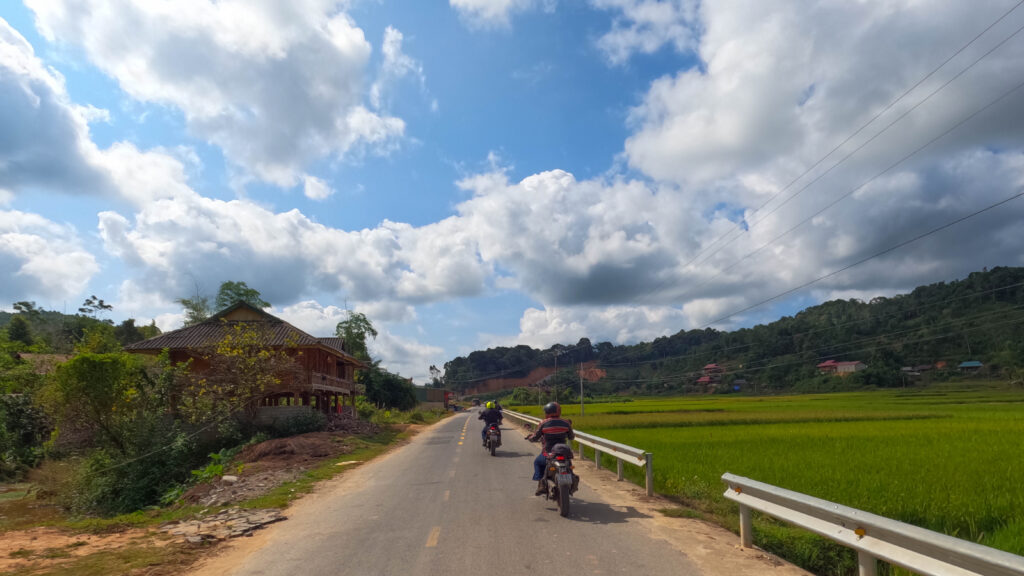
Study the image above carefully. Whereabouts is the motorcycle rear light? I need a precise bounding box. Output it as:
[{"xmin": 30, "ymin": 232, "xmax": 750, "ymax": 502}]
[{"xmin": 555, "ymin": 455, "xmax": 566, "ymax": 460}]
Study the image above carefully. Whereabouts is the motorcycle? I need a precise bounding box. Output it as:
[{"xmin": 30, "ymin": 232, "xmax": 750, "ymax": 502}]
[
  {"xmin": 484, "ymin": 423, "xmax": 502, "ymax": 456},
  {"xmin": 540, "ymin": 443, "xmax": 579, "ymax": 517}
]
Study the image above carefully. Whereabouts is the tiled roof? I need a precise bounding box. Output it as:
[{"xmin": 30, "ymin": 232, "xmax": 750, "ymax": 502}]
[
  {"xmin": 123, "ymin": 321, "xmax": 313, "ymax": 350},
  {"xmin": 817, "ymin": 360, "xmax": 863, "ymax": 367},
  {"xmin": 123, "ymin": 302, "xmax": 361, "ymax": 364},
  {"xmin": 316, "ymin": 337, "xmax": 348, "ymax": 355}
]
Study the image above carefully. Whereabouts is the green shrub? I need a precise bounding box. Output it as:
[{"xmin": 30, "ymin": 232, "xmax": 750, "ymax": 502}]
[
  {"xmin": 355, "ymin": 398, "xmax": 378, "ymax": 419},
  {"xmin": 270, "ymin": 411, "xmax": 326, "ymax": 437},
  {"xmin": 0, "ymin": 393, "xmax": 51, "ymax": 480},
  {"xmin": 62, "ymin": 423, "xmax": 205, "ymax": 515},
  {"xmin": 190, "ymin": 450, "xmax": 228, "ymax": 484}
]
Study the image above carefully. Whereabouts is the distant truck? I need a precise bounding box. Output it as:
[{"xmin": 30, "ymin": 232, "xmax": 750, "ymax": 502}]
[{"xmin": 413, "ymin": 387, "xmax": 451, "ymax": 410}]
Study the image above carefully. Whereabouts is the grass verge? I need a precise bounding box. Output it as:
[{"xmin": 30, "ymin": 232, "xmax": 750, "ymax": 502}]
[
  {"xmin": 240, "ymin": 428, "xmax": 405, "ymax": 509},
  {"xmin": 3, "ymin": 540, "xmax": 198, "ymax": 576},
  {"xmin": 1, "ymin": 421, "xmax": 432, "ymax": 576}
]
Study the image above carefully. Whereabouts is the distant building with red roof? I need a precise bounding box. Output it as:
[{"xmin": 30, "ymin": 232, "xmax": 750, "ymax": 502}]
[{"xmin": 817, "ymin": 360, "xmax": 867, "ymax": 376}]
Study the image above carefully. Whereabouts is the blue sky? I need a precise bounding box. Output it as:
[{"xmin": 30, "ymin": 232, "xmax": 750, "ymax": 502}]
[{"xmin": 3, "ymin": 0, "xmax": 1024, "ymax": 381}]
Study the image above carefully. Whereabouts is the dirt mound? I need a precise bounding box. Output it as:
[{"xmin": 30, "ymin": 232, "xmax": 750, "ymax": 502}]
[
  {"xmin": 238, "ymin": 435, "xmax": 338, "ymax": 463},
  {"xmin": 325, "ymin": 415, "xmax": 379, "ymax": 435},
  {"xmin": 183, "ymin": 426, "xmax": 380, "ymax": 507}
]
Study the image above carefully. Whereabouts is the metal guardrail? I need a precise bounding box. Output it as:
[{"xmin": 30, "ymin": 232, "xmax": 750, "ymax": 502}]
[
  {"xmin": 502, "ymin": 409, "xmax": 654, "ymax": 496},
  {"xmin": 722, "ymin": 473, "xmax": 1024, "ymax": 576}
]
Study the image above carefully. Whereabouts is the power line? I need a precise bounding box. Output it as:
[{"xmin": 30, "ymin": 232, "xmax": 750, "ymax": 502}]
[
  {"xmin": 675, "ymin": 39, "xmax": 1024, "ymax": 307},
  {"xmin": 596, "ymin": 280, "xmax": 1024, "ymax": 369},
  {"xmin": 649, "ymin": 3, "xmax": 1024, "ymax": 302},
  {"xmin": 443, "ymin": 8, "xmax": 1024, "ymax": 387},
  {"xmin": 703, "ymin": 184, "xmax": 1024, "ymax": 329},
  {"xmin": 591, "ymin": 312, "xmax": 1024, "ymax": 385},
  {"xmin": 719, "ymin": 313, "xmax": 1024, "ymax": 379},
  {"xmin": 591, "ymin": 304, "xmax": 1024, "ymax": 384},
  {"xmin": 736, "ymin": 305, "xmax": 1024, "ymax": 372}
]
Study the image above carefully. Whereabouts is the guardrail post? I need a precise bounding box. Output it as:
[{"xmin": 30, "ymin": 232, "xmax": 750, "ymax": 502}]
[
  {"xmin": 594, "ymin": 449, "xmax": 602, "ymax": 470},
  {"xmin": 644, "ymin": 452, "xmax": 653, "ymax": 497},
  {"xmin": 616, "ymin": 459, "xmax": 624, "ymax": 481},
  {"xmin": 739, "ymin": 504, "xmax": 752, "ymax": 548},
  {"xmin": 576, "ymin": 440, "xmax": 583, "ymax": 459},
  {"xmin": 858, "ymin": 551, "xmax": 877, "ymax": 576}
]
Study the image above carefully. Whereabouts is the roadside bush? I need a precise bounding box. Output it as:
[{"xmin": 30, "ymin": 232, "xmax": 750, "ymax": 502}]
[
  {"xmin": 355, "ymin": 397, "xmax": 379, "ymax": 419},
  {"xmin": 0, "ymin": 393, "xmax": 51, "ymax": 480},
  {"xmin": 62, "ymin": 420, "xmax": 207, "ymax": 515},
  {"xmin": 269, "ymin": 411, "xmax": 326, "ymax": 437}
]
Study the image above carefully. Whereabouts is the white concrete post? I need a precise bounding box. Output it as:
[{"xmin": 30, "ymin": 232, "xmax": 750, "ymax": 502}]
[
  {"xmin": 644, "ymin": 453, "xmax": 653, "ymax": 497},
  {"xmin": 858, "ymin": 551, "xmax": 877, "ymax": 576},
  {"xmin": 594, "ymin": 449, "xmax": 602, "ymax": 470},
  {"xmin": 739, "ymin": 504, "xmax": 753, "ymax": 548},
  {"xmin": 617, "ymin": 459, "xmax": 624, "ymax": 481}
]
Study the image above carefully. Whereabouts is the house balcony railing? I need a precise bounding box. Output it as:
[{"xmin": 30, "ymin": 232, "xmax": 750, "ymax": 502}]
[{"xmin": 310, "ymin": 371, "xmax": 361, "ymax": 394}]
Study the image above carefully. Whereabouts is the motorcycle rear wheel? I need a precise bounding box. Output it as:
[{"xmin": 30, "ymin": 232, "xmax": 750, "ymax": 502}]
[
  {"xmin": 556, "ymin": 486, "xmax": 570, "ymax": 517},
  {"xmin": 489, "ymin": 440, "xmax": 496, "ymax": 456}
]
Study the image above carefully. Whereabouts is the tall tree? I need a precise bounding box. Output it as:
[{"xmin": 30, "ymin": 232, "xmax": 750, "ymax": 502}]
[
  {"xmin": 215, "ymin": 281, "xmax": 270, "ymax": 311},
  {"xmin": 334, "ymin": 311, "xmax": 377, "ymax": 361},
  {"xmin": 78, "ymin": 295, "xmax": 113, "ymax": 319},
  {"xmin": 12, "ymin": 301, "xmax": 40, "ymax": 320},
  {"xmin": 176, "ymin": 295, "xmax": 212, "ymax": 327},
  {"xmin": 113, "ymin": 319, "xmax": 146, "ymax": 346},
  {"xmin": 429, "ymin": 365, "xmax": 443, "ymax": 388}
]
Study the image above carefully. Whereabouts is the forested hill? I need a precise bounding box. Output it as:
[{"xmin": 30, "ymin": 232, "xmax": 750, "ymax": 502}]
[{"xmin": 441, "ymin": 267, "xmax": 1024, "ymax": 394}]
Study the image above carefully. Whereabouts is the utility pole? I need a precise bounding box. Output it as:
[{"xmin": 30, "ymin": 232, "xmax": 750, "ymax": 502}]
[
  {"xmin": 579, "ymin": 362, "xmax": 585, "ymax": 416},
  {"xmin": 553, "ymin": 351, "xmax": 559, "ymax": 403}
]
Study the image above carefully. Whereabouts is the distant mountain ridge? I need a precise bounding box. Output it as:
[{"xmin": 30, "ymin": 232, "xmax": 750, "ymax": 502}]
[{"xmin": 442, "ymin": 267, "xmax": 1024, "ymax": 394}]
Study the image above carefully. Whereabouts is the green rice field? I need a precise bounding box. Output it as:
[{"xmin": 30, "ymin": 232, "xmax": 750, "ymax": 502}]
[{"xmin": 511, "ymin": 383, "xmax": 1024, "ymax": 575}]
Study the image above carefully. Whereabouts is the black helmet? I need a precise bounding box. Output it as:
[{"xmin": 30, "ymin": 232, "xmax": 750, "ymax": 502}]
[{"xmin": 543, "ymin": 402, "xmax": 561, "ymax": 417}]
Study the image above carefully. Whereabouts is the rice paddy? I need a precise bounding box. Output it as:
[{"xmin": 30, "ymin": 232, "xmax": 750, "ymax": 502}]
[{"xmin": 511, "ymin": 383, "xmax": 1024, "ymax": 575}]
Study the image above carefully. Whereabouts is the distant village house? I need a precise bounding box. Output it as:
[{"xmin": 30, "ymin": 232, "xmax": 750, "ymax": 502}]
[
  {"xmin": 817, "ymin": 359, "xmax": 867, "ymax": 376},
  {"xmin": 958, "ymin": 360, "xmax": 984, "ymax": 373},
  {"xmin": 124, "ymin": 302, "xmax": 365, "ymax": 424}
]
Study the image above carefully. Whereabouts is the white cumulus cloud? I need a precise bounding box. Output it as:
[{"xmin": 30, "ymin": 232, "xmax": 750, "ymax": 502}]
[
  {"xmin": 26, "ymin": 0, "xmax": 405, "ymax": 187},
  {"xmin": 0, "ymin": 210, "xmax": 99, "ymax": 302},
  {"xmin": 450, "ymin": 0, "xmax": 541, "ymax": 28}
]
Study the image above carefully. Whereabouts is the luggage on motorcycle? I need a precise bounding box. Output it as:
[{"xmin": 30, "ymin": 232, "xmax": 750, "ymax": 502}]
[{"xmin": 549, "ymin": 443, "xmax": 573, "ymax": 459}]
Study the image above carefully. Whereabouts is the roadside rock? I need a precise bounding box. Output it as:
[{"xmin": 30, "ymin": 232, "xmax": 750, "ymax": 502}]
[{"xmin": 163, "ymin": 508, "xmax": 286, "ymax": 543}]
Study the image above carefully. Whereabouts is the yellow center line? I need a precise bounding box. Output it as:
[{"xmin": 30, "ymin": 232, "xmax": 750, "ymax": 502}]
[
  {"xmin": 458, "ymin": 441, "xmax": 463, "ymax": 445},
  {"xmin": 443, "ymin": 490, "xmax": 450, "ymax": 502},
  {"xmin": 425, "ymin": 526, "xmax": 441, "ymax": 547}
]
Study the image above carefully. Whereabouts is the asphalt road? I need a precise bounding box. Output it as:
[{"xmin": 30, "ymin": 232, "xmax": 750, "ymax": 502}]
[{"xmin": 226, "ymin": 410, "xmax": 702, "ymax": 576}]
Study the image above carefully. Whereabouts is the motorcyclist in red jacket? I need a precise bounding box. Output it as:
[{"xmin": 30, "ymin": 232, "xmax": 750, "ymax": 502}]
[{"xmin": 527, "ymin": 402, "xmax": 574, "ymax": 495}]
